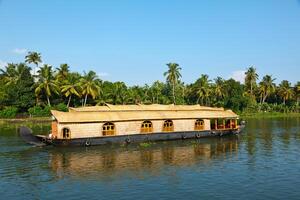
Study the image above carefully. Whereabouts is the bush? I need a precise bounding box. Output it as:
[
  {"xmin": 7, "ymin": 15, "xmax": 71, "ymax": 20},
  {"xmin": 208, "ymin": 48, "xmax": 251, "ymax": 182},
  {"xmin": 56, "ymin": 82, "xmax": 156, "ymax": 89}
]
[
  {"xmin": 0, "ymin": 107, "xmax": 18, "ymax": 118},
  {"xmin": 54, "ymin": 103, "xmax": 68, "ymax": 112},
  {"xmin": 28, "ymin": 103, "xmax": 68, "ymax": 117},
  {"xmin": 28, "ymin": 106, "xmax": 51, "ymax": 117}
]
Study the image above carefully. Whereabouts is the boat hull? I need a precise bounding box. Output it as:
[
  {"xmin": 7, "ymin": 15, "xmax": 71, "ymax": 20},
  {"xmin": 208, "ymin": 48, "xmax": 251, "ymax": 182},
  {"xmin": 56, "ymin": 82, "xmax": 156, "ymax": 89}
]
[
  {"xmin": 20, "ymin": 126, "xmax": 244, "ymax": 147},
  {"xmin": 49, "ymin": 128, "xmax": 242, "ymax": 146}
]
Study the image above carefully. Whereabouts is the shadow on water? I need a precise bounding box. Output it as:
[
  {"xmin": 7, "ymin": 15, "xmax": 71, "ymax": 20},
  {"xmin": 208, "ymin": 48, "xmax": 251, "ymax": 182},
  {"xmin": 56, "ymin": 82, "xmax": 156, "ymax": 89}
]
[{"xmin": 2, "ymin": 135, "xmax": 240, "ymax": 181}]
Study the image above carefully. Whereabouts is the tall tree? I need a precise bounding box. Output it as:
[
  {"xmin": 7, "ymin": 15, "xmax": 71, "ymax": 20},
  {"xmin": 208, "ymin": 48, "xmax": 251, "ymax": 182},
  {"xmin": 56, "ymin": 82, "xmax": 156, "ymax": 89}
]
[
  {"xmin": 295, "ymin": 82, "xmax": 300, "ymax": 106},
  {"xmin": 163, "ymin": 63, "xmax": 182, "ymax": 104},
  {"xmin": 0, "ymin": 63, "xmax": 34, "ymax": 110},
  {"xmin": 258, "ymin": 75, "xmax": 276, "ymax": 103},
  {"xmin": 0, "ymin": 63, "xmax": 19, "ymax": 85},
  {"xmin": 25, "ymin": 51, "xmax": 42, "ymax": 78},
  {"xmin": 35, "ymin": 64, "xmax": 59, "ymax": 106},
  {"xmin": 213, "ymin": 77, "xmax": 226, "ymax": 101},
  {"xmin": 61, "ymin": 73, "xmax": 81, "ymax": 107},
  {"xmin": 56, "ymin": 63, "xmax": 70, "ymax": 81},
  {"xmin": 79, "ymin": 71, "xmax": 101, "ymax": 106},
  {"xmin": 109, "ymin": 82, "xmax": 127, "ymax": 105},
  {"xmin": 245, "ymin": 66, "xmax": 258, "ymax": 96},
  {"xmin": 278, "ymin": 80, "xmax": 294, "ymax": 105},
  {"xmin": 194, "ymin": 74, "xmax": 211, "ymax": 105}
]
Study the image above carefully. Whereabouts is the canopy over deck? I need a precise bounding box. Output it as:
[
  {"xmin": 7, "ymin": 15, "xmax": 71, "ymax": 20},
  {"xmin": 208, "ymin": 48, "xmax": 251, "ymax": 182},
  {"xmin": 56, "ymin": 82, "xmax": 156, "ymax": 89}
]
[{"xmin": 52, "ymin": 104, "xmax": 238, "ymax": 123}]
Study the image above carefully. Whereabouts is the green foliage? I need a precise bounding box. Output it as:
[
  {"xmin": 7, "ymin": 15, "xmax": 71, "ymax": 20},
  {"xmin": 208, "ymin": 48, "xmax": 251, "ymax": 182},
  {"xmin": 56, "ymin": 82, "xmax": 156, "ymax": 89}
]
[
  {"xmin": 0, "ymin": 107, "xmax": 18, "ymax": 118},
  {"xmin": 54, "ymin": 103, "xmax": 68, "ymax": 112},
  {"xmin": 0, "ymin": 51, "xmax": 299, "ymax": 118},
  {"xmin": 28, "ymin": 106, "xmax": 51, "ymax": 117}
]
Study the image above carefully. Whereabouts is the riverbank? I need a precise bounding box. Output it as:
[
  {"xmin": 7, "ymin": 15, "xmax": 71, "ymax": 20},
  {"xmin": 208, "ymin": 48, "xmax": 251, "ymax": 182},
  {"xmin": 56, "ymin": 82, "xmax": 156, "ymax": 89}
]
[
  {"xmin": 0, "ymin": 112, "xmax": 299, "ymax": 123},
  {"xmin": 240, "ymin": 112, "xmax": 300, "ymax": 119},
  {"xmin": 0, "ymin": 117, "xmax": 52, "ymax": 124}
]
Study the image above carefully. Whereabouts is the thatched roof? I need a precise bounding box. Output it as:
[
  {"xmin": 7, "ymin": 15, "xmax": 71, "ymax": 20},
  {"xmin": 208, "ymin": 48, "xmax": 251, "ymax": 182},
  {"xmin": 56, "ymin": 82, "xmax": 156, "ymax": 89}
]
[
  {"xmin": 69, "ymin": 104, "xmax": 225, "ymax": 112},
  {"xmin": 52, "ymin": 104, "xmax": 238, "ymax": 123}
]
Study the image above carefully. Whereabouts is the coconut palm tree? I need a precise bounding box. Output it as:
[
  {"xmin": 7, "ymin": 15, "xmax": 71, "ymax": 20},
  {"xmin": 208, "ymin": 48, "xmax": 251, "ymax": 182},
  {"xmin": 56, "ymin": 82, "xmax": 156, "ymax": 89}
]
[
  {"xmin": 0, "ymin": 63, "xmax": 18, "ymax": 85},
  {"xmin": 213, "ymin": 77, "xmax": 226, "ymax": 101},
  {"xmin": 110, "ymin": 82, "xmax": 127, "ymax": 104},
  {"xmin": 79, "ymin": 71, "xmax": 100, "ymax": 106},
  {"xmin": 163, "ymin": 63, "xmax": 182, "ymax": 104},
  {"xmin": 278, "ymin": 80, "xmax": 294, "ymax": 105},
  {"xmin": 245, "ymin": 66, "xmax": 258, "ymax": 96},
  {"xmin": 35, "ymin": 64, "xmax": 59, "ymax": 106},
  {"xmin": 0, "ymin": 63, "xmax": 32, "ymax": 86},
  {"xmin": 195, "ymin": 74, "xmax": 211, "ymax": 105},
  {"xmin": 151, "ymin": 81, "xmax": 164, "ymax": 104},
  {"xmin": 61, "ymin": 73, "xmax": 81, "ymax": 107},
  {"xmin": 258, "ymin": 75, "xmax": 276, "ymax": 103},
  {"xmin": 295, "ymin": 82, "xmax": 300, "ymax": 106},
  {"xmin": 56, "ymin": 63, "xmax": 70, "ymax": 81},
  {"xmin": 25, "ymin": 51, "xmax": 42, "ymax": 78}
]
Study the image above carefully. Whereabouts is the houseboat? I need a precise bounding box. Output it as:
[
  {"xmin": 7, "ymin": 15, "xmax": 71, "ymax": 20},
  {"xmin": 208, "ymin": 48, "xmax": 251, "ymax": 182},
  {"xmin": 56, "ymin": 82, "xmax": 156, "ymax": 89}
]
[{"xmin": 19, "ymin": 104, "xmax": 245, "ymax": 147}]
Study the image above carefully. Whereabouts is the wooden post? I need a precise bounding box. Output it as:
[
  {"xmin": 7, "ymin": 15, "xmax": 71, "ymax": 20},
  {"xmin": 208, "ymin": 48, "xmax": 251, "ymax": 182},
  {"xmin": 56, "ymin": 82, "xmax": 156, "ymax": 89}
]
[
  {"xmin": 223, "ymin": 119, "xmax": 225, "ymax": 130},
  {"xmin": 215, "ymin": 119, "xmax": 217, "ymax": 130}
]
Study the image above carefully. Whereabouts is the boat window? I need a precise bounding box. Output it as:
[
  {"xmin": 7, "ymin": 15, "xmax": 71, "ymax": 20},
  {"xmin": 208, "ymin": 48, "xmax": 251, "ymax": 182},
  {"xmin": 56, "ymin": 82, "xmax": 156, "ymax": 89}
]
[
  {"xmin": 141, "ymin": 121, "xmax": 153, "ymax": 133},
  {"xmin": 102, "ymin": 122, "xmax": 115, "ymax": 136},
  {"xmin": 163, "ymin": 120, "xmax": 174, "ymax": 132},
  {"xmin": 62, "ymin": 127, "xmax": 71, "ymax": 139},
  {"xmin": 195, "ymin": 119, "xmax": 204, "ymax": 130}
]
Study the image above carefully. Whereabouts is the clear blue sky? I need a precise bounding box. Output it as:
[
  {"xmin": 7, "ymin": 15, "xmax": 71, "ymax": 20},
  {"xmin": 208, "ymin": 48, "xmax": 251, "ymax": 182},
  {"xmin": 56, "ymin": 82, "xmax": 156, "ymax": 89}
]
[{"xmin": 0, "ymin": 0, "xmax": 299, "ymax": 86}]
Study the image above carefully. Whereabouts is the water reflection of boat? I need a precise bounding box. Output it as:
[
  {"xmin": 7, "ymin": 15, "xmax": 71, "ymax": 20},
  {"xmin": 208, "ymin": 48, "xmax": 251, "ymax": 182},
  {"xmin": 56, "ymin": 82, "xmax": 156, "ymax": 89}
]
[
  {"xmin": 20, "ymin": 104, "xmax": 245, "ymax": 147},
  {"xmin": 49, "ymin": 137, "xmax": 239, "ymax": 179}
]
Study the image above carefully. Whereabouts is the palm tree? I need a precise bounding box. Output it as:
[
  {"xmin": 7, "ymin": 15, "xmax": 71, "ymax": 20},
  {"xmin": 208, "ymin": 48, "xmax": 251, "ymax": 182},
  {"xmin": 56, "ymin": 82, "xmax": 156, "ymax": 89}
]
[
  {"xmin": 61, "ymin": 73, "xmax": 81, "ymax": 107},
  {"xmin": 0, "ymin": 63, "xmax": 18, "ymax": 85},
  {"xmin": 35, "ymin": 64, "xmax": 59, "ymax": 106},
  {"xmin": 258, "ymin": 75, "xmax": 276, "ymax": 103},
  {"xmin": 110, "ymin": 82, "xmax": 127, "ymax": 104},
  {"xmin": 245, "ymin": 66, "xmax": 258, "ymax": 96},
  {"xmin": 195, "ymin": 74, "xmax": 211, "ymax": 105},
  {"xmin": 213, "ymin": 77, "xmax": 226, "ymax": 101},
  {"xmin": 163, "ymin": 63, "xmax": 182, "ymax": 104},
  {"xmin": 56, "ymin": 63, "xmax": 70, "ymax": 81},
  {"xmin": 295, "ymin": 82, "xmax": 300, "ymax": 106},
  {"xmin": 25, "ymin": 51, "xmax": 42, "ymax": 78},
  {"xmin": 0, "ymin": 63, "xmax": 32, "ymax": 86},
  {"xmin": 79, "ymin": 71, "xmax": 100, "ymax": 106},
  {"xmin": 278, "ymin": 80, "xmax": 294, "ymax": 105},
  {"xmin": 151, "ymin": 81, "xmax": 163, "ymax": 104}
]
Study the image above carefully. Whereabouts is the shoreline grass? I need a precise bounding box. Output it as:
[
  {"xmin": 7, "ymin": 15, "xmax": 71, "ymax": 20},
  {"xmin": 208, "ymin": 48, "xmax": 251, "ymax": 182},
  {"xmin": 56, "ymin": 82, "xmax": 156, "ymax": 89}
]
[
  {"xmin": 0, "ymin": 117, "xmax": 52, "ymax": 123},
  {"xmin": 240, "ymin": 112, "xmax": 300, "ymax": 119}
]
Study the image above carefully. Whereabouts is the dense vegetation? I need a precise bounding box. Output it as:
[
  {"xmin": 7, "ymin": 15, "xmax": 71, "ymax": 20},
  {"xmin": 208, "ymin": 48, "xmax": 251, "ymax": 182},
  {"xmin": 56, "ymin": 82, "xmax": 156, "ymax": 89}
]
[{"xmin": 0, "ymin": 52, "xmax": 299, "ymax": 118}]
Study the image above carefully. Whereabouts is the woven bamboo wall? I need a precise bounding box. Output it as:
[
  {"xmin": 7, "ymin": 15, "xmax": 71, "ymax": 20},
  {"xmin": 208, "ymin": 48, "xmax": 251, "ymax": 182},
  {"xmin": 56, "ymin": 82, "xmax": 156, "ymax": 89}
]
[{"xmin": 56, "ymin": 118, "xmax": 212, "ymax": 139}]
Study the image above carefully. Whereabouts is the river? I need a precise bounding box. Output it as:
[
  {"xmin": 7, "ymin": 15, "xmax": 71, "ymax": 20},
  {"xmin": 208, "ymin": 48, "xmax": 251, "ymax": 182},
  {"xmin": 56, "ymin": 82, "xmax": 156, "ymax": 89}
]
[{"xmin": 0, "ymin": 118, "xmax": 300, "ymax": 200}]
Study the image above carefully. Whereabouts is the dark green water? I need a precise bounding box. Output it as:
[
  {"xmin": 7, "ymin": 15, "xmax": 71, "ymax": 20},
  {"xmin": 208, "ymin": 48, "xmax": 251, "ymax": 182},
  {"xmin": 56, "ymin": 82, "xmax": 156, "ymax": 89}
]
[{"xmin": 1, "ymin": 118, "xmax": 300, "ymax": 200}]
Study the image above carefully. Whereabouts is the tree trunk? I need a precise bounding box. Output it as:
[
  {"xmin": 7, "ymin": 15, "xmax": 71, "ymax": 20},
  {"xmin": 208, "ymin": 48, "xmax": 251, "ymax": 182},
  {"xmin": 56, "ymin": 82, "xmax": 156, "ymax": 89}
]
[
  {"xmin": 262, "ymin": 93, "xmax": 268, "ymax": 103},
  {"xmin": 259, "ymin": 94, "xmax": 262, "ymax": 104},
  {"xmin": 84, "ymin": 94, "xmax": 88, "ymax": 107},
  {"xmin": 67, "ymin": 95, "xmax": 72, "ymax": 108},
  {"xmin": 250, "ymin": 82, "xmax": 253, "ymax": 95},
  {"xmin": 172, "ymin": 82, "xmax": 175, "ymax": 104},
  {"xmin": 47, "ymin": 96, "xmax": 51, "ymax": 107},
  {"xmin": 182, "ymin": 86, "xmax": 185, "ymax": 104}
]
